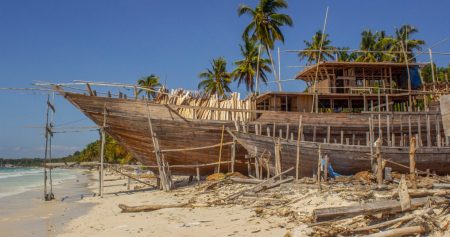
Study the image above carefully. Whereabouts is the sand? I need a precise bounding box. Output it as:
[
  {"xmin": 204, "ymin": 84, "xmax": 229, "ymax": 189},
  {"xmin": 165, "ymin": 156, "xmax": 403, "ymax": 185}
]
[
  {"xmin": 38, "ymin": 170, "xmax": 449, "ymax": 237},
  {"xmin": 56, "ymin": 170, "xmax": 372, "ymax": 237}
]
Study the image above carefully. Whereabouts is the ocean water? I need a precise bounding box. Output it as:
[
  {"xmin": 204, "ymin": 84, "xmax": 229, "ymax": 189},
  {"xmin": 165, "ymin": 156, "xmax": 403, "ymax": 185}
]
[{"xmin": 0, "ymin": 167, "xmax": 76, "ymax": 199}]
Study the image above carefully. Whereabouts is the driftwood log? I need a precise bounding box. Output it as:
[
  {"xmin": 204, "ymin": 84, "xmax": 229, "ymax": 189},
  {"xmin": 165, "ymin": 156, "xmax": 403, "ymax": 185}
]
[
  {"xmin": 118, "ymin": 202, "xmax": 191, "ymax": 213},
  {"xmin": 230, "ymin": 177, "xmax": 262, "ymax": 184},
  {"xmin": 352, "ymin": 208, "xmax": 433, "ymax": 233},
  {"xmin": 363, "ymin": 225, "xmax": 425, "ymax": 237},
  {"xmin": 433, "ymin": 183, "xmax": 450, "ymax": 189},
  {"xmin": 313, "ymin": 197, "xmax": 448, "ymax": 222}
]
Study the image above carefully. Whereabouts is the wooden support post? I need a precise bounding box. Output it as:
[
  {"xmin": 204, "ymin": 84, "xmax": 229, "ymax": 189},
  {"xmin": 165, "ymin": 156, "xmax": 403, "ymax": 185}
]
[
  {"xmin": 346, "ymin": 138, "xmax": 349, "ymax": 145},
  {"xmin": 340, "ymin": 130, "xmax": 344, "ymax": 144},
  {"xmin": 392, "ymin": 133, "xmax": 396, "ymax": 147},
  {"xmin": 408, "ymin": 115, "xmax": 412, "ymax": 142},
  {"xmin": 86, "ymin": 83, "xmax": 94, "ymax": 96},
  {"xmin": 429, "ymin": 49, "xmax": 437, "ymax": 92},
  {"xmin": 363, "ymin": 94, "xmax": 367, "ymax": 111},
  {"xmin": 254, "ymin": 153, "xmax": 260, "ymax": 179},
  {"xmin": 375, "ymin": 138, "xmax": 383, "ymax": 189},
  {"xmin": 400, "ymin": 115, "xmax": 404, "ymax": 146},
  {"xmin": 323, "ymin": 154, "xmax": 329, "ymax": 183},
  {"xmin": 274, "ymin": 139, "xmax": 282, "ymax": 178},
  {"xmin": 317, "ymin": 145, "xmax": 322, "ymax": 190},
  {"xmin": 426, "ymin": 113, "xmax": 431, "ymax": 147},
  {"xmin": 217, "ymin": 125, "xmax": 225, "ymax": 173},
  {"xmin": 145, "ymin": 101, "xmax": 171, "ymax": 191},
  {"xmin": 279, "ymin": 129, "xmax": 282, "ymax": 138},
  {"xmin": 352, "ymin": 133, "xmax": 355, "ymax": 145},
  {"xmin": 417, "ymin": 115, "xmax": 422, "ymax": 147},
  {"xmin": 327, "ymin": 126, "xmax": 331, "ymax": 144},
  {"xmin": 369, "ymin": 117, "xmax": 374, "ymax": 168},
  {"xmin": 313, "ymin": 126, "xmax": 317, "ymax": 142},
  {"xmin": 273, "ymin": 123, "xmax": 276, "ymax": 138},
  {"xmin": 436, "ymin": 114, "xmax": 441, "ymax": 147},
  {"xmin": 296, "ymin": 115, "xmax": 303, "ymax": 180},
  {"xmin": 231, "ymin": 139, "xmax": 236, "ymax": 173},
  {"xmin": 409, "ymin": 137, "xmax": 417, "ymax": 190},
  {"xmin": 99, "ymin": 104, "xmax": 107, "ymax": 197},
  {"xmin": 286, "ymin": 124, "xmax": 289, "ymax": 140},
  {"xmin": 266, "ymin": 126, "xmax": 270, "ymax": 137},
  {"xmin": 196, "ymin": 163, "xmax": 200, "ymax": 186},
  {"xmin": 387, "ymin": 115, "xmax": 391, "ymax": 146},
  {"xmin": 246, "ymin": 155, "xmax": 251, "ymax": 176}
]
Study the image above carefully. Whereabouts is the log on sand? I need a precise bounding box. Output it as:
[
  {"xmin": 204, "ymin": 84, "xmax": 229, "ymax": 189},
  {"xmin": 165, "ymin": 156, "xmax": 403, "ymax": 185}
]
[
  {"xmin": 313, "ymin": 197, "xmax": 448, "ymax": 222},
  {"xmin": 118, "ymin": 202, "xmax": 191, "ymax": 213},
  {"xmin": 364, "ymin": 226, "xmax": 425, "ymax": 237}
]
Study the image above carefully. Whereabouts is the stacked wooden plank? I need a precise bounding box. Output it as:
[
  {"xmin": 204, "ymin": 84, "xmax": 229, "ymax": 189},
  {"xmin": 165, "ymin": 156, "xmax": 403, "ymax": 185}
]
[{"xmin": 154, "ymin": 89, "xmax": 255, "ymax": 122}]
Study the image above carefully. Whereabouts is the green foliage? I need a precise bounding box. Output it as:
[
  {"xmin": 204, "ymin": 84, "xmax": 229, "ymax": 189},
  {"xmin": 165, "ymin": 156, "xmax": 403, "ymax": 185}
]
[
  {"xmin": 336, "ymin": 47, "xmax": 357, "ymax": 62},
  {"xmin": 137, "ymin": 74, "xmax": 162, "ymax": 99},
  {"xmin": 390, "ymin": 25, "xmax": 425, "ymax": 63},
  {"xmin": 299, "ymin": 30, "xmax": 335, "ymax": 64},
  {"xmin": 238, "ymin": 0, "xmax": 293, "ymax": 50},
  {"xmin": 198, "ymin": 57, "xmax": 232, "ymax": 99},
  {"xmin": 355, "ymin": 25, "xmax": 425, "ymax": 63},
  {"xmin": 69, "ymin": 135, "xmax": 134, "ymax": 164},
  {"xmin": 421, "ymin": 64, "xmax": 450, "ymax": 83},
  {"xmin": 233, "ymin": 35, "xmax": 272, "ymax": 92}
]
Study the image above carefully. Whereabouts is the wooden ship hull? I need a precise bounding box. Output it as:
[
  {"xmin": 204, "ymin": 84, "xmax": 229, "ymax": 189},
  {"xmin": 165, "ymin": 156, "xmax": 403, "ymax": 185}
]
[
  {"xmin": 230, "ymin": 131, "xmax": 450, "ymax": 177},
  {"xmin": 60, "ymin": 90, "xmax": 447, "ymax": 177},
  {"xmin": 62, "ymin": 92, "xmax": 249, "ymax": 175}
]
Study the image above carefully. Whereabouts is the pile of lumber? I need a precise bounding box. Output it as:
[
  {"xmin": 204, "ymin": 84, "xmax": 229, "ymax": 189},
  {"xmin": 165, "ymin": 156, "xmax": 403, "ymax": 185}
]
[
  {"xmin": 154, "ymin": 88, "xmax": 255, "ymax": 121},
  {"xmin": 307, "ymin": 175, "xmax": 450, "ymax": 236}
]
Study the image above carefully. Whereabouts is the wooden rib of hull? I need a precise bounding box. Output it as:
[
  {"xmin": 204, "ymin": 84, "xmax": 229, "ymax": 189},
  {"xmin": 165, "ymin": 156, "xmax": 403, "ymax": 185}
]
[{"xmin": 232, "ymin": 132, "xmax": 450, "ymax": 176}]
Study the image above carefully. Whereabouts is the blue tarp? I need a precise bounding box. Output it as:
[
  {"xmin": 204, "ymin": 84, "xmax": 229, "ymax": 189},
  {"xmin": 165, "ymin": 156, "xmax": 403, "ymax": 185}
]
[
  {"xmin": 410, "ymin": 66, "xmax": 422, "ymax": 89},
  {"xmin": 397, "ymin": 66, "xmax": 422, "ymax": 90},
  {"xmin": 321, "ymin": 159, "xmax": 342, "ymax": 178}
]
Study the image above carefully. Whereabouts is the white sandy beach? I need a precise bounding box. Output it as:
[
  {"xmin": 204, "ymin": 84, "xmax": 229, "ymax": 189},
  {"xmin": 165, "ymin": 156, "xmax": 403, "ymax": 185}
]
[
  {"xmin": 55, "ymin": 170, "xmax": 450, "ymax": 237},
  {"xmin": 57, "ymin": 170, "xmax": 358, "ymax": 237}
]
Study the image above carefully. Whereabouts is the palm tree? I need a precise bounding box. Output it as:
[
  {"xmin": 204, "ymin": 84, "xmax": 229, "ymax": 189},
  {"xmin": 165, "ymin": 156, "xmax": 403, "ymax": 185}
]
[
  {"xmin": 298, "ymin": 30, "xmax": 335, "ymax": 65},
  {"xmin": 355, "ymin": 30, "xmax": 379, "ymax": 62},
  {"xmin": 335, "ymin": 47, "xmax": 357, "ymax": 62},
  {"xmin": 198, "ymin": 57, "xmax": 232, "ymax": 99},
  {"xmin": 137, "ymin": 74, "xmax": 162, "ymax": 99},
  {"xmin": 233, "ymin": 36, "xmax": 272, "ymax": 92},
  {"xmin": 389, "ymin": 25, "xmax": 425, "ymax": 62},
  {"xmin": 238, "ymin": 0, "xmax": 293, "ymax": 91}
]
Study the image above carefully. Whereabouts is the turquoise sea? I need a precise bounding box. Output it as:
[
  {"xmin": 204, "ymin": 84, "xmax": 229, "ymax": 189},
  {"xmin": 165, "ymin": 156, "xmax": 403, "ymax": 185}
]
[{"xmin": 0, "ymin": 167, "xmax": 76, "ymax": 199}]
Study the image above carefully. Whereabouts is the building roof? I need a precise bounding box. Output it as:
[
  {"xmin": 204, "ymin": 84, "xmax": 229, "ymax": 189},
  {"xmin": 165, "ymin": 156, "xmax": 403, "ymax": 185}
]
[{"xmin": 295, "ymin": 61, "xmax": 423, "ymax": 81}]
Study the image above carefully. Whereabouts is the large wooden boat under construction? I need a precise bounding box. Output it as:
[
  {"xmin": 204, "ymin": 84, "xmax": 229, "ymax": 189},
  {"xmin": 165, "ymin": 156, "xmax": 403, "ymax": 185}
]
[
  {"xmin": 48, "ymin": 61, "xmax": 450, "ymax": 178},
  {"xmin": 229, "ymin": 129, "xmax": 450, "ymax": 177}
]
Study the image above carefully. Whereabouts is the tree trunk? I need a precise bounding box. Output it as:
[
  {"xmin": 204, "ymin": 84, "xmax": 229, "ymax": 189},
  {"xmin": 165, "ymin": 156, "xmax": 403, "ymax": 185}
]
[{"xmin": 266, "ymin": 45, "xmax": 282, "ymax": 92}]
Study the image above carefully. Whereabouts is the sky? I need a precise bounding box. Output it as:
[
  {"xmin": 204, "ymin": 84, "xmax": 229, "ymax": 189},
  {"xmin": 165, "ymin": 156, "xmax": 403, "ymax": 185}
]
[{"xmin": 1, "ymin": 0, "xmax": 450, "ymax": 158}]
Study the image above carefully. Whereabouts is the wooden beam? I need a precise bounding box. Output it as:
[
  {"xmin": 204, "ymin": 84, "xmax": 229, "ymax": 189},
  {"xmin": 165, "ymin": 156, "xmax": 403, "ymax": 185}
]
[
  {"xmin": 296, "ymin": 115, "xmax": 303, "ymax": 180},
  {"xmin": 409, "ymin": 136, "xmax": 417, "ymax": 190}
]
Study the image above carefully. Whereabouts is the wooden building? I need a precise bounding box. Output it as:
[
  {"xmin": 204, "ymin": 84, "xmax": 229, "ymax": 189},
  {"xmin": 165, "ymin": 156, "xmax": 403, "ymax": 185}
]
[{"xmin": 256, "ymin": 62, "xmax": 425, "ymax": 113}]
